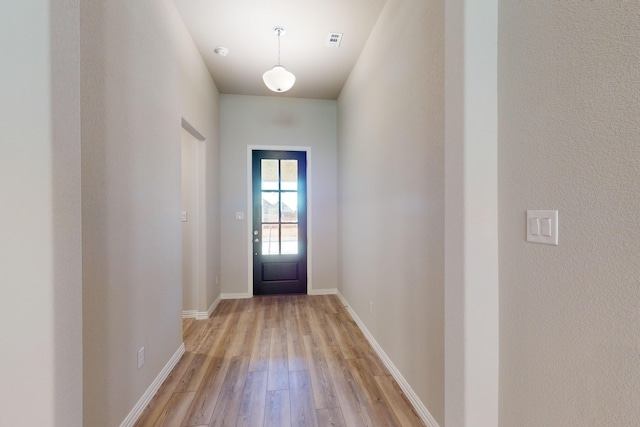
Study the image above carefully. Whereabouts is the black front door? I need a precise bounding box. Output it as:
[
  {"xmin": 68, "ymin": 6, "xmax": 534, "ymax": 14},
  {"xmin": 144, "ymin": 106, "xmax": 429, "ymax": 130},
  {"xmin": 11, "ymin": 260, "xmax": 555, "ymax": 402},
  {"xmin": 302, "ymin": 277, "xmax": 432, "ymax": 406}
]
[{"xmin": 252, "ymin": 150, "xmax": 307, "ymax": 295}]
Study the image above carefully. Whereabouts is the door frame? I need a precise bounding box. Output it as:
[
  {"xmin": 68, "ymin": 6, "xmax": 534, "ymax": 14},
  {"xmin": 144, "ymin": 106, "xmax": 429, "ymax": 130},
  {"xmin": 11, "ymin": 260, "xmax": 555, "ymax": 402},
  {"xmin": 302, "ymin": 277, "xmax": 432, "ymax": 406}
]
[
  {"xmin": 181, "ymin": 118, "xmax": 207, "ymax": 318},
  {"xmin": 246, "ymin": 145, "xmax": 312, "ymax": 296}
]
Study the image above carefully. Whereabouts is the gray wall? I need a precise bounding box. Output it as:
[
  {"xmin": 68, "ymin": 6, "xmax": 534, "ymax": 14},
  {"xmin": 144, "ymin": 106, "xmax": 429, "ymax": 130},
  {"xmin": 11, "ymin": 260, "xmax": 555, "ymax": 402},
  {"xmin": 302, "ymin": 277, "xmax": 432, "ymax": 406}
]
[
  {"xmin": 337, "ymin": 0, "xmax": 445, "ymax": 423},
  {"xmin": 0, "ymin": 0, "xmax": 82, "ymax": 425},
  {"xmin": 81, "ymin": 0, "xmax": 219, "ymax": 424},
  {"xmin": 499, "ymin": 2, "xmax": 640, "ymax": 426},
  {"xmin": 220, "ymin": 95, "xmax": 338, "ymax": 296}
]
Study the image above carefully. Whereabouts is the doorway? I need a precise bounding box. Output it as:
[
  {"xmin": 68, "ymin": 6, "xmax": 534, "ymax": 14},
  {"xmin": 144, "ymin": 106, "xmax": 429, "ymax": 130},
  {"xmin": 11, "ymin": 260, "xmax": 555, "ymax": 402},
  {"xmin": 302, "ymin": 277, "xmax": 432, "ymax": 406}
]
[
  {"xmin": 180, "ymin": 119, "xmax": 206, "ymax": 317},
  {"xmin": 252, "ymin": 150, "xmax": 307, "ymax": 295},
  {"xmin": 181, "ymin": 129, "xmax": 198, "ymax": 314}
]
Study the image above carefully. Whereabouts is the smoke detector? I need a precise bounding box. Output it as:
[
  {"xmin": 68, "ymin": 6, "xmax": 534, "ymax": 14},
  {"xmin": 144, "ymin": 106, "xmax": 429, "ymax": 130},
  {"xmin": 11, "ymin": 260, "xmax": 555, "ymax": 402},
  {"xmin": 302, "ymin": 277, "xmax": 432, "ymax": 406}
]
[
  {"xmin": 214, "ymin": 46, "xmax": 229, "ymax": 56},
  {"xmin": 326, "ymin": 33, "xmax": 343, "ymax": 48}
]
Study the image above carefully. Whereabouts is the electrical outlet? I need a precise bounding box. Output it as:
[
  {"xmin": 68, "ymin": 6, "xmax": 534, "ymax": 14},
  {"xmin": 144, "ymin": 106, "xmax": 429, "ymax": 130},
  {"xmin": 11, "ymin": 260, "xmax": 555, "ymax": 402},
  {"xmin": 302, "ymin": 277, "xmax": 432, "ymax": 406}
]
[{"xmin": 137, "ymin": 347, "xmax": 145, "ymax": 370}]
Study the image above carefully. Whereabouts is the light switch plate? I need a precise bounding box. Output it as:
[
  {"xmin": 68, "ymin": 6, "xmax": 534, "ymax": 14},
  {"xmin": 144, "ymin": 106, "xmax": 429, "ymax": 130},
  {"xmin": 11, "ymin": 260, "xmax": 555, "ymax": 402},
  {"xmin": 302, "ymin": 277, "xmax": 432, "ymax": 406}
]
[
  {"xmin": 181, "ymin": 211, "xmax": 187, "ymax": 222},
  {"xmin": 235, "ymin": 211, "xmax": 244, "ymax": 220},
  {"xmin": 526, "ymin": 210, "xmax": 558, "ymax": 245}
]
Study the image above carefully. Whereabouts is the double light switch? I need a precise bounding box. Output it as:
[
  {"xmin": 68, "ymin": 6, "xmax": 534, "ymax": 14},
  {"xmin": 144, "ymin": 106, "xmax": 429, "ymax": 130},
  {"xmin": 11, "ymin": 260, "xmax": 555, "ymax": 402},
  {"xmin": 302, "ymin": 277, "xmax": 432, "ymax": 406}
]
[{"xmin": 526, "ymin": 210, "xmax": 558, "ymax": 245}]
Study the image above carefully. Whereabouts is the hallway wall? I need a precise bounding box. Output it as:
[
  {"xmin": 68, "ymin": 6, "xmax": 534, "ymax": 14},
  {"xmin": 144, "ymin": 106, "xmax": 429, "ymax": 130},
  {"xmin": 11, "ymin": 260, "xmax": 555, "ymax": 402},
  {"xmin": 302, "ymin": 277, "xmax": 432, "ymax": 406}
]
[
  {"xmin": 499, "ymin": 3, "xmax": 640, "ymax": 426},
  {"xmin": 80, "ymin": 0, "xmax": 219, "ymax": 424},
  {"xmin": 336, "ymin": 0, "xmax": 445, "ymax": 424},
  {"xmin": 0, "ymin": 0, "xmax": 82, "ymax": 425},
  {"xmin": 219, "ymin": 95, "xmax": 338, "ymax": 296}
]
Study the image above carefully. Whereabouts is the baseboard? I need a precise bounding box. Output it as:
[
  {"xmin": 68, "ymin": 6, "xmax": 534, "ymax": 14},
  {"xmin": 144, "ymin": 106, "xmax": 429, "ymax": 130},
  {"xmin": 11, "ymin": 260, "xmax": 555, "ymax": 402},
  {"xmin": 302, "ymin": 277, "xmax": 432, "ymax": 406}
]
[
  {"xmin": 221, "ymin": 292, "xmax": 252, "ymax": 299},
  {"xmin": 336, "ymin": 292, "xmax": 441, "ymax": 427},
  {"xmin": 119, "ymin": 343, "xmax": 185, "ymax": 427},
  {"xmin": 196, "ymin": 295, "xmax": 221, "ymax": 320},
  {"xmin": 182, "ymin": 295, "xmax": 222, "ymax": 319},
  {"xmin": 307, "ymin": 288, "xmax": 337, "ymax": 295}
]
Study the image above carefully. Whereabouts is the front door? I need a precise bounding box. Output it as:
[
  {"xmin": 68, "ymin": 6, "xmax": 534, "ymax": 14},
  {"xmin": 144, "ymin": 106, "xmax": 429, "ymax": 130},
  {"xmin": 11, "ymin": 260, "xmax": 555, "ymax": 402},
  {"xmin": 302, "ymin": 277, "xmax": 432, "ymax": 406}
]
[{"xmin": 252, "ymin": 150, "xmax": 307, "ymax": 295}]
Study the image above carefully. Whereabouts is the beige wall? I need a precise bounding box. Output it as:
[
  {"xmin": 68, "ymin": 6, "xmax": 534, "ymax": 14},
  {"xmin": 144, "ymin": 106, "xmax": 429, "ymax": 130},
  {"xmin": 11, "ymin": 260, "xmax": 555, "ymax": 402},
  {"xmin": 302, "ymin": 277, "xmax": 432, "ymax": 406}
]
[
  {"xmin": 499, "ymin": 2, "xmax": 640, "ymax": 426},
  {"xmin": 81, "ymin": 0, "xmax": 219, "ymax": 424},
  {"xmin": 181, "ymin": 130, "xmax": 198, "ymax": 312},
  {"xmin": 219, "ymin": 95, "xmax": 338, "ymax": 296},
  {"xmin": 172, "ymin": 16, "xmax": 222, "ymax": 313},
  {"xmin": 0, "ymin": 0, "xmax": 82, "ymax": 425},
  {"xmin": 337, "ymin": 0, "xmax": 445, "ymax": 424}
]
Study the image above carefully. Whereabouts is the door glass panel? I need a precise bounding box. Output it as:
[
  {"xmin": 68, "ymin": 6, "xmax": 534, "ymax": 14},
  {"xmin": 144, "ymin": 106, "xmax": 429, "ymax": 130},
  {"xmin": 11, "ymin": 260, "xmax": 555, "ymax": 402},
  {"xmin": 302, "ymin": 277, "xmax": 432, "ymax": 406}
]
[
  {"xmin": 281, "ymin": 160, "xmax": 298, "ymax": 190},
  {"xmin": 281, "ymin": 224, "xmax": 298, "ymax": 254},
  {"xmin": 261, "ymin": 192, "xmax": 279, "ymax": 223},
  {"xmin": 281, "ymin": 192, "xmax": 298, "ymax": 223},
  {"xmin": 262, "ymin": 224, "xmax": 280, "ymax": 255},
  {"xmin": 261, "ymin": 159, "xmax": 279, "ymax": 190}
]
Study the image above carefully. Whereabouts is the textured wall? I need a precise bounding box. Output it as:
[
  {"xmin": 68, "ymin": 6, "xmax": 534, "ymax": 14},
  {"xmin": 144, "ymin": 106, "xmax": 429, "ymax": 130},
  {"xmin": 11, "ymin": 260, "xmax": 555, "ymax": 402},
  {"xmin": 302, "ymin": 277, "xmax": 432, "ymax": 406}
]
[
  {"xmin": 499, "ymin": 2, "xmax": 640, "ymax": 426},
  {"xmin": 81, "ymin": 0, "xmax": 219, "ymax": 424},
  {"xmin": 337, "ymin": 0, "xmax": 445, "ymax": 423},
  {"xmin": 219, "ymin": 95, "xmax": 338, "ymax": 296},
  {"xmin": 0, "ymin": 0, "xmax": 82, "ymax": 425}
]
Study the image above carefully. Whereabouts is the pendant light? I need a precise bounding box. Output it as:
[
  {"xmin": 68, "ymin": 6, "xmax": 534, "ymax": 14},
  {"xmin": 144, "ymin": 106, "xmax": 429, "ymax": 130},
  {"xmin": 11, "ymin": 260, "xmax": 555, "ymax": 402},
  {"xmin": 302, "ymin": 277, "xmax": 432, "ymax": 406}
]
[{"xmin": 263, "ymin": 27, "xmax": 296, "ymax": 93}]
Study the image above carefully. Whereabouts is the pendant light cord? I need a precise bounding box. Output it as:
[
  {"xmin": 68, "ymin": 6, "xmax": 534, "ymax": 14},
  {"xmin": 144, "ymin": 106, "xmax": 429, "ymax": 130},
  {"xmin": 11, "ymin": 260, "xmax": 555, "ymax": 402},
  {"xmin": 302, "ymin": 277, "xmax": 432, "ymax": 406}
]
[{"xmin": 277, "ymin": 30, "xmax": 282, "ymax": 66}]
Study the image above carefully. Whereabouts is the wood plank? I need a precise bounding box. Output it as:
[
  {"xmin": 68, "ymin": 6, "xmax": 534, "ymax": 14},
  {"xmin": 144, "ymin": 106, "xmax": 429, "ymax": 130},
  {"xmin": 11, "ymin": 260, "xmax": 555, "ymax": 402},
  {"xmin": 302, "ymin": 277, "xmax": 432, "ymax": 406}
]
[
  {"xmin": 346, "ymin": 359, "xmax": 402, "ymax": 426},
  {"xmin": 236, "ymin": 370, "xmax": 268, "ymax": 427},
  {"xmin": 248, "ymin": 314, "xmax": 272, "ymax": 372},
  {"xmin": 316, "ymin": 407, "xmax": 347, "ymax": 427},
  {"xmin": 325, "ymin": 312, "xmax": 360, "ymax": 360},
  {"xmin": 133, "ymin": 352, "xmax": 196, "ymax": 427},
  {"xmin": 303, "ymin": 335, "xmax": 339, "ymax": 410},
  {"xmin": 183, "ymin": 318, "xmax": 197, "ymax": 340},
  {"xmin": 231, "ymin": 311, "xmax": 258, "ymax": 357},
  {"xmin": 289, "ymin": 370, "xmax": 318, "ymax": 427},
  {"xmin": 207, "ymin": 356, "xmax": 250, "ymax": 427},
  {"xmin": 185, "ymin": 321, "xmax": 213, "ymax": 353},
  {"xmin": 177, "ymin": 325, "xmax": 223, "ymax": 393},
  {"xmin": 286, "ymin": 316, "xmax": 308, "ymax": 371},
  {"xmin": 182, "ymin": 312, "xmax": 241, "ymax": 425},
  {"xmin": 375, "ymin": 375, "xmax": 426, "ymax": 427},
  {"xmin": 267, "ymin": 326, "xmax": 289, "ymax": 390},
  {"xmin": 325, "ymin": 295, "xmax": 344, "ymax": 314},
  {"xmin": 337, "ymin": 311, "xmax": 389, "ymax": 377},
  {"xmin": 181, "ymin": 355, "xmax": 230, "ymax": 426},
  {"xmin": 153, "ymin": 392, "xmax": 196, "ymax": 427},
  {"xmin": 264, "ymin": 390, "xmax": 291, "ymax": 427},
  {"xmin": 306, "ymin": 302, "xmax": 338, "ymax": 348},
  {"xmin": 322, "ymin": 345, "xmax": 370, "ymax": 427}
]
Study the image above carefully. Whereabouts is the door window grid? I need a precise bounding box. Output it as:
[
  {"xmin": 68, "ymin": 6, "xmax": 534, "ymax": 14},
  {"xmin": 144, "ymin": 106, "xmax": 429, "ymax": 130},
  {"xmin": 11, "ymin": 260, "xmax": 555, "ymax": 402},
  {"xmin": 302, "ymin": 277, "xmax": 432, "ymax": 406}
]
[{"xmin": 261, "ymin": 159, "xmax": 299, "ymax": 255}]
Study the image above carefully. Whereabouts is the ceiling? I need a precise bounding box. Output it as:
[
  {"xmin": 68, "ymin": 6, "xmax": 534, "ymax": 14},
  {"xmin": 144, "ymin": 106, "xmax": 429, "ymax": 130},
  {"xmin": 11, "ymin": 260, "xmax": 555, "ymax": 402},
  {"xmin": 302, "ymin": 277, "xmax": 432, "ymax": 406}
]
[{"xmin": 172, "ymin": 0, "xmax": 387, "ymax": 100}]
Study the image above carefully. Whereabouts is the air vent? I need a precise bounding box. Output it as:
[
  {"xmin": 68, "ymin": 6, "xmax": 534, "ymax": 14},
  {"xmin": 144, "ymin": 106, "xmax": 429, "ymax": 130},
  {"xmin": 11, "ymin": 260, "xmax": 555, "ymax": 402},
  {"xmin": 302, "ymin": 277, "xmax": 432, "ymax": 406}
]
[{"xmin": 326, "ymin": 32, "xmax": 343, "ymax": 48}]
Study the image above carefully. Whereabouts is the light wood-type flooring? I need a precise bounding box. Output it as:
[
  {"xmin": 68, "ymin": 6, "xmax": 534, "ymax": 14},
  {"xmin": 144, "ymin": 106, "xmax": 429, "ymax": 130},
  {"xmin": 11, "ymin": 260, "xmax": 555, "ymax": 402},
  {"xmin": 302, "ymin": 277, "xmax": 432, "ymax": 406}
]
[{"xmin": 134, "ymin": 294, "xmax": 425, "ymax": 427}]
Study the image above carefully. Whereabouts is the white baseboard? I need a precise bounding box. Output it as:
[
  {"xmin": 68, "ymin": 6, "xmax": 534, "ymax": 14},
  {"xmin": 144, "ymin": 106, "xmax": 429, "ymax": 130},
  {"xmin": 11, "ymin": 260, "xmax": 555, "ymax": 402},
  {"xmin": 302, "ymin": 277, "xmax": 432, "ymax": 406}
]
[
  {"xmin": 336, "ymin": 292, "xmax": 440, "ymax": 427},
  {"xmin": 182, "ymin": 295, "xmax": 222, "ymax": 319},
  {"xmin": 307, "ymin": 288, "xmax": 337, "ymax": 295},
  {"xmin": 221, "ymin": 292, "xmax": 252, "ymax": 299},
  {"xmin": 196, "ymin": 295, "xmax": 221, "ymax": 319},
  {"xmin": 182, "ymin": 310, "xmax": 197, "ymax": 318},
  {"xmin": 119, "ymin": 343, "xmax": 185, "ymax": 427}
]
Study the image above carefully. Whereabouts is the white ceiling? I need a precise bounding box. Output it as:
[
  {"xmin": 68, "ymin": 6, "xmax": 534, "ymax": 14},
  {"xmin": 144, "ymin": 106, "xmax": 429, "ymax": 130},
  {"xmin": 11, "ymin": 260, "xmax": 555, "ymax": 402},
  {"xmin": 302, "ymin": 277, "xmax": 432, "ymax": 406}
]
[{"xmin": 173, "ymin": 0, "xmax": 387, "ymax": 100}]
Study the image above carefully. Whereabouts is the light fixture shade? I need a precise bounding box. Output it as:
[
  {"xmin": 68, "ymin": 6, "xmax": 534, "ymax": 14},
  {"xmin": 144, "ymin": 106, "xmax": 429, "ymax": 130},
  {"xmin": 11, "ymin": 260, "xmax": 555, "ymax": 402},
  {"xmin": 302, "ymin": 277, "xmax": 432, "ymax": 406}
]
[{"xmin": 262, "ymin": 65, "xmax": 296, "ymax": 92}]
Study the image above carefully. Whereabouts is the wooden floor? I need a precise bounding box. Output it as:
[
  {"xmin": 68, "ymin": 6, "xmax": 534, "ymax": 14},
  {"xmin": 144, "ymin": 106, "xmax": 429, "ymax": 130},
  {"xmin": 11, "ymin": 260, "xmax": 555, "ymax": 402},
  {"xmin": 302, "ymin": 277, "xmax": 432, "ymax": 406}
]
[{"xmin": 134, "ymin": 294, "xmax": 425, "ymax": 427}]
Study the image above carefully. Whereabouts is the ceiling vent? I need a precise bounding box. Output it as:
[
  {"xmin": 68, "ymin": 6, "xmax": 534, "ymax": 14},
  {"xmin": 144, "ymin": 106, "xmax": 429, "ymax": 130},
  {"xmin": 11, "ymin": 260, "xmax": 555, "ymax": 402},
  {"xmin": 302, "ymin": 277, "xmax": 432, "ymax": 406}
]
[{"xmin": 326, "ymin": 32, "xmax": 343, "ymax": 48}]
